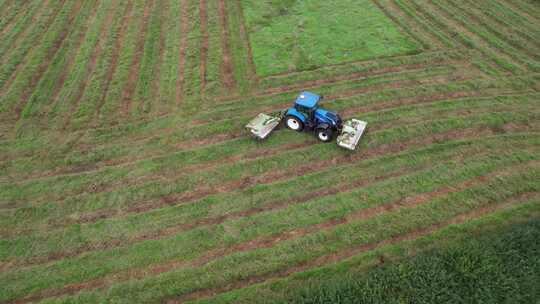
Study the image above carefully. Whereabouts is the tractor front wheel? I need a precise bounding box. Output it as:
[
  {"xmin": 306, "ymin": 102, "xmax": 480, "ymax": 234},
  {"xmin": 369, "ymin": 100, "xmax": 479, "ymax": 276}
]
[
  {"xmin": 285, "ymin": 115, "xmax": 304, "ymax": 132},
  {"xmin": 316, "ymin": 128, "xmax": 333, "ymax": 142}
]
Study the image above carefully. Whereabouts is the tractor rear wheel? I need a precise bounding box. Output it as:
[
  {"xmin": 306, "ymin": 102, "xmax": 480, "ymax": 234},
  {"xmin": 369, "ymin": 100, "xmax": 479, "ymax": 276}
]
[
  {"xmin": 285, "ymin": 115, "xmax": 304, "ymax": 132},
  {"xmin": 316, "ymin": 128, "xmax": 333, "ymax": 142}
]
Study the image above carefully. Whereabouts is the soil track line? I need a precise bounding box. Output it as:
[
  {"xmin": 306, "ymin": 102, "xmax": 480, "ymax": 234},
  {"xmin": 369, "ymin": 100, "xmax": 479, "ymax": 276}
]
[
  {"xmin": 217, "ymin": 0, "xmax": 235, "ymax": 90},
  {"xmin": 61, "ymin": 1, "xmax": 120, "ymax": 130},
  {"xmin": 5, "ymin": 81, "xmax": 509, "ymax": 197},
  {"xmin": 8, "ymin": 127, "xmax": 527, "ymax": 273},
  {"xmin": 169, "ymin": 192, "xmax": 539, "ymax": 303},
  {"xmin": 93, "ymin": 0, "xmax": 135, "ymax": 126},
  {"xmin": 70, "ymin": 125, "xmax": 532, "ymax": 224},
  {"xmin": 4, "ymin": 69, "xmax": 461, "ymax": 183},
  {"xmin": 235, "ymin": 0, "xmax": 258, "ymax": 82},
  {"xmin": 11, "ymin": 157, "xmax": 535, "ymax": 304},
  {"xmin": 199, "ymin": 0, "xmax": 209, "ymax": 93},
  {"xmin": 120, "ymin": 0, "xmax": 154, "ymax": 117},
  {"xmin": 176, "ymin": 0, "xmax": 189, "ymax": 106},
  {"xmin": 12, "ymin": 1, "xmax": 83, "ymax": 120}
]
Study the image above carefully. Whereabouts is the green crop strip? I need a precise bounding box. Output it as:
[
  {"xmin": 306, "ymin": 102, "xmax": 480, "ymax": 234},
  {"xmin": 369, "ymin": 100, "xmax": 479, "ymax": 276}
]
[
  {"xmin": 240, "ymin": 0, "xmax": 419, "ymax": 76},
  {"xmin": 1, "ymin": 139, "xmax": 538, "ymax": 302},
  {"xmin": 34, "ymin": 166, "xmax": 540, "ymax": 303},
  {"xmin": 2, "ymin": 92, "xmax": 537, "ymax": 212},
  {"xmin": 3, "ymin": 132, "xmax": 535, "ymax": 264},
  {"xmin": 206, "ymin": 198, "xmax": 540, "ymax": 303},
  {"xmin": 0, "ymin": 65, "xmax": 459, "ymax": 180}
]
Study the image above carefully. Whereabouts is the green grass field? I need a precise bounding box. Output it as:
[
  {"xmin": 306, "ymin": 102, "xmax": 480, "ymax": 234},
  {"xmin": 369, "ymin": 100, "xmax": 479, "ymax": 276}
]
[{"xmin": 0, "ymin": 0, "xmax": 539, "ymax": 303}]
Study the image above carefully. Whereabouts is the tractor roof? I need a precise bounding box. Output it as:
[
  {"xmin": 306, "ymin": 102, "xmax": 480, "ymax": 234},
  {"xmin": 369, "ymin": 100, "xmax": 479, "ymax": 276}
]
[{"xmin": 295, "ymin": 91, "xmax": 321, "ymax": 108}]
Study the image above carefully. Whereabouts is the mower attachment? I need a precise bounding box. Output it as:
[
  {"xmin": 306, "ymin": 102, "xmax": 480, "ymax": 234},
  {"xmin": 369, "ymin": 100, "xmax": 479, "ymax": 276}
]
[
  {"xmin": 337, "ymin": 119, "xmax": 367, "ymax": 151},
  {"xmin": 245, "ymin": 113, "xmax": 282, "ymax": 140}
]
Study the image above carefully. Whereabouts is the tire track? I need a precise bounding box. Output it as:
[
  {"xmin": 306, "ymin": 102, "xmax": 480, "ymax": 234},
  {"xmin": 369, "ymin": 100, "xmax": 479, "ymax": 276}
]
[
  {"xmin": 234, "ymin": 0, "xmax": 257, "ymax": 83},
  {"xmin": 199, "ymin": 0, "xmax": 209, "ymax": 93},
  {"xmin": 176, "ymin": 0, "xmax": 189, "ymax": 106},
  {"xmin": 217, "ymin": 0, "xmax": 235, "ymax": 90},
  {"xmin": 2, "ymin": 82, "xmax": 518, "ymax": 214},
  {"xmin": 1, "ymin": 52, "xmax": 456, "ymax": 160},
  {"xmin": 120, "ymin": 0, "xmax": 155, "ymax": 117},
  {"xmin": 3, "ymin": 67, "xmax": 461, "ymax": 183}
]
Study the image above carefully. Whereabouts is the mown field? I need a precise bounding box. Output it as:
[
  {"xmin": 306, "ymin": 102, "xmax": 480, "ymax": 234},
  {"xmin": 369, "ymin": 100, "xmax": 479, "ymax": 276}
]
[{"xmin": 0, "ymin": 0, "xmax": 539, "ymax": 303}]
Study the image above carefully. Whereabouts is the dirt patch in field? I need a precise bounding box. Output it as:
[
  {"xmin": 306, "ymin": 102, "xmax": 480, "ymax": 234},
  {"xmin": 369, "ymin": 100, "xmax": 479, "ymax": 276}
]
[
  {"xmin": 217, "ymin": 0, "xmax": 235, "ymax": 90},
  {"xmin": 199, "ymin": 0, "xmax": 209, "ymax": 93},
  {"xmin": 176, "ymin": 0, "xmax": 189, "ymax": 106}
]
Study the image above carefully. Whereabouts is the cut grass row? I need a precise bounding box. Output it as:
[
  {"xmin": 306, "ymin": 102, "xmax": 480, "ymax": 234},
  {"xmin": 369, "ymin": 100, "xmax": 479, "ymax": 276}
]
[
  {"xmin": 2, "ymin": 131, "xmax": 537, "ymax": 272},
  {"xmin": 202, "ymin": 0, "xmax": 224, "ymax": 97},
  {"xmin": 0, "ymin": 49, "xmax": 470, "ymax": 155},
  {"xmin": 67, "ymin": 1, "xmax": 135, "ymax": 129},
  {"xmin": 0, "ymin": 0, "xmax": 66, "ymax": 103},
  {"xmin": 31, "ymin": 164, "xmax": 540, "ymax": 304},
  {"xmin": 131, "ymin": 0, "xmax": 164, "ymax": 117},
  {"xmin": 155, "ymin": 0, "xmax": 185, "ymax": 115},
  {"xmin": 2, "ymin": 1, "xmax": 85, "ymax": 121},
  {"xmin": 1, "ymin": 90, "xmax": 537, "ymax": 215},
  {"xmin": 0, "ymin": 0, "xmax": 36, "ymax": 53},
  {"xmin": 0, "ymin": 72, "xmax": 521, "ymax": 211},
  {"xmin": 203, "ymin": 196, "xmax": 540, "ymax": 304},
  {"xmin": 0, "ymin": 75, "xmax": 534, "ymax": 204},
  {"xmin": 94, "ymin": 1, "xmax": 150, "ymax": 124},
  {"xmin": 420, "ymin": 0, "xmax": 523, "ymax": 74},
  {"xmin": 0, "ymin": 0, "xmax": 51, "ymax": 78},
  {"xmin": 2, "ymin": 113, "xmax": 538, "ymax": 273},
  {"xmin": 464, "ymin": 0, "xmax": 540, "ymax": 59},
  {"xmin": 225, "ymin": 0, "xmax": 257, "ymax": 94},
  {"xmin": 389, "ymin": 0, "xmax": 454, "ymax": 49},
  {"xmin": 0, "ymin": 63, "xmax": 468, "ymax": 181},
  {"xmin": 2, "ymin": 136, "xmax": 538, "ymax": 302},
  {"xmin": 435, "ymin": 0, "xmax": 540, "ymax": 73},
  {"xmin": 20, "ymin": 1, "xmax": 113, "ymax": 132},
  {"xmin": 180, "ymin": 0, "xmax": 203, "ymax": 109}
]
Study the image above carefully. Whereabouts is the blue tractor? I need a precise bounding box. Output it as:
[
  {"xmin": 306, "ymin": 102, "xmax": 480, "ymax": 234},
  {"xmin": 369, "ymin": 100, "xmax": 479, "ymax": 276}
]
[
  {"xmin": 284, "ymin": 91, "xmax": 342, "ymax": 142},
  {"xmin": 246, "ymin": 91, "xmax": 367, "ymax": 150}
]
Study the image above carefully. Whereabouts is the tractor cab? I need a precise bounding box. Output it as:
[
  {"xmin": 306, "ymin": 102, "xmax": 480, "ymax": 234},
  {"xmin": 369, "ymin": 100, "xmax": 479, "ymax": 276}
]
[{"xmin": 285, "ymin": 91, "xmax": 343, "ymax": 142}]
